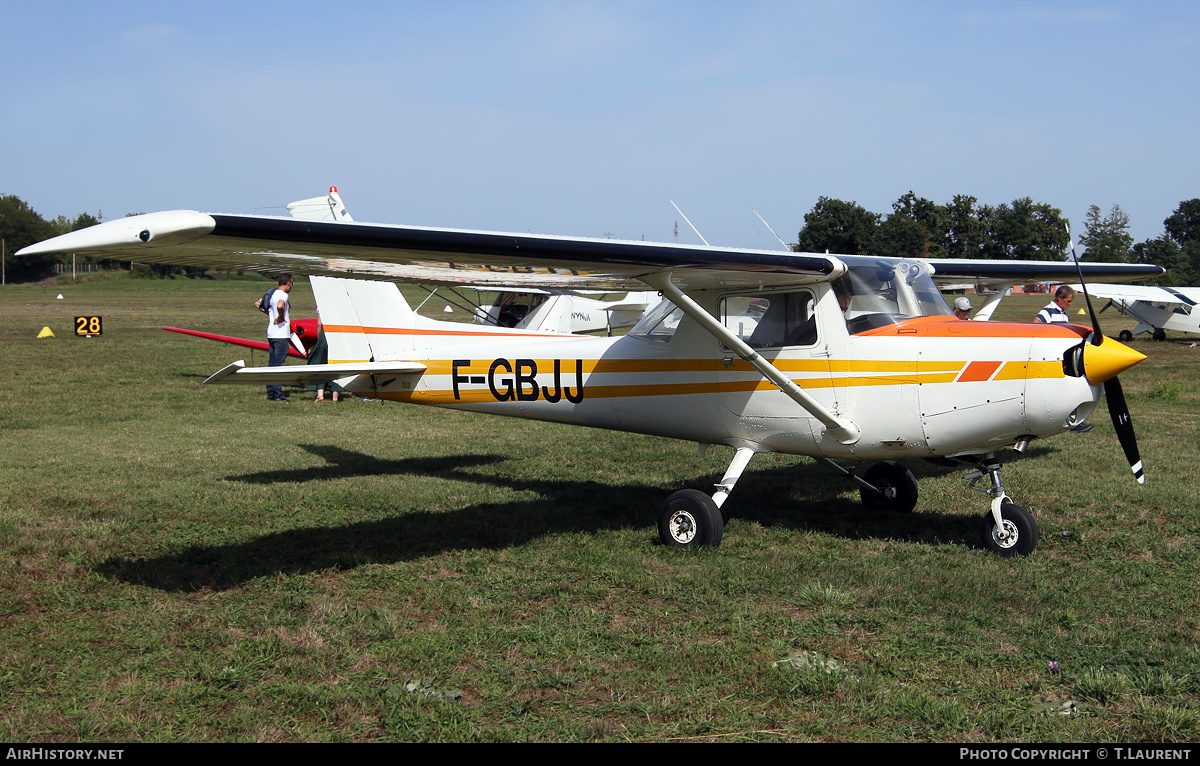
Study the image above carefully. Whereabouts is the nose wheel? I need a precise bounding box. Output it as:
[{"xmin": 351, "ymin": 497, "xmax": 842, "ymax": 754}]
[
  {"xmin": 979, "ymin": 500, "xmax": 1038, "ymax": 556},
  {"xmin": 967, "ymin": 457, "xmax": 1039, "ymax": 556}
]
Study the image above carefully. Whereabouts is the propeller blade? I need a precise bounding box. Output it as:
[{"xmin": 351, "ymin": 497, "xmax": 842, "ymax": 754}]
[
  {"xmin": 1104, "ymin": 376, "xmax": 1145, "ymax": 484},
  {"xmin": 1064, "ymin": 223, "xmax": 1104, "ymax": 345}
]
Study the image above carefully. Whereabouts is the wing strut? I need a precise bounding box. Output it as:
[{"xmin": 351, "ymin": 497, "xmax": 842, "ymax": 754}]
[
  {"xmin": 1109, "ymin": 299, "xmax": 1158, "ymax": 331},
  {"xmin": 645, "ymin": 274, "xmax": 861, "ymax": 445}
]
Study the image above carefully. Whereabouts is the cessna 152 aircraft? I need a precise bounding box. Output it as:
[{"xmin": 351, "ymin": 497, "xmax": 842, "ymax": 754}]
[{"xmin": 20, "ymin": 208, "xmax": 1163, "ymax": 555}]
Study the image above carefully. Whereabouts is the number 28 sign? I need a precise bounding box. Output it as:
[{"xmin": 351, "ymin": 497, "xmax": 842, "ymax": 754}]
[{"xmin": 75, "ymin": 316, "xmax": 103, "ymax": 336}]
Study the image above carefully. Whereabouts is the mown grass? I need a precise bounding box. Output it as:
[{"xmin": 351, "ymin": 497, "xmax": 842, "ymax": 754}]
[{"xmin": 0, "ymin": 275, "xmax": 1197, "ymax": 742}]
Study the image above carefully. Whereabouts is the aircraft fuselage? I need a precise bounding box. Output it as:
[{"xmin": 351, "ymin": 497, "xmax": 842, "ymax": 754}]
[{"xmin": 328, "ymin": 283, "xmax": 1101, "ymax": 461}]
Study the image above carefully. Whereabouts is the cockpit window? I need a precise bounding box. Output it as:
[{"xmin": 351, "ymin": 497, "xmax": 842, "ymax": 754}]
[
  {"xmin": 493, "ymin": 292, "xmax": 548, "ymax": 328},
  {"xmin": 836, "ymin": 259, "xmax": 952, "ymax": 335},
  {"xmin": 627, "ymin": 299, "xmax": 684, "ymax": 344},
  {"xmin": 720, "ymin": 291, "xmax": 817, "ymax": 349}
]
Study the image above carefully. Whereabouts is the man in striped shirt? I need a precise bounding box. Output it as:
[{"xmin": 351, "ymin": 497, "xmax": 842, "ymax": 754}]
[
  {"xmin": 1037, "ymin": 285, "xmax": 1093, "ymax": 431},
  {"xmin": 1036, "ymin": 285, "xmax": 1076, "ymax": 324}
]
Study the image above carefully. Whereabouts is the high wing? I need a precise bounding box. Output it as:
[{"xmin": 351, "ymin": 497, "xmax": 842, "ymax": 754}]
[
  {"xmin": 1068, "ymin": 283, "xmax": 1200, "ymax": 307},
  {"xmin": 926, "ymin": 258, "xmax": 1164, "ymax": 284},
  {"xmin": 924, "ymin": 260, "xmax": 1166, "ymax": 322},
  {"xmin": 17, "ymin": 211, "xmax": 845, "ymax": 290}
]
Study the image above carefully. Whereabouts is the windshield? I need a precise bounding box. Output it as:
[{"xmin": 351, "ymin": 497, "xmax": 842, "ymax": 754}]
[
  {"xmin": 627, "ymin": 299, "xmax": 683, "ymax": 344},
  {"xmin": 835, "ymin": 258, "xmax": 952, "ymax": 334}
]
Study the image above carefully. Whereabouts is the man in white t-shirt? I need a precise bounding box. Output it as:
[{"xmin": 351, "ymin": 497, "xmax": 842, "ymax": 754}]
[{"xmin": 266, "ymin": 273, "xmax": 294, "ymax": 401}]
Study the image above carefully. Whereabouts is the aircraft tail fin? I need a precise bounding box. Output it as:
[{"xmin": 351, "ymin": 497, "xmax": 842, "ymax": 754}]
[
  {"xmin": 606, "ymin": 290, "xmax": 661, "ymax": 328},
  {"xmin": 287, "ymin": 186, "xmax": 354, "ymax": 222},
  {"xmin": 525, "ymin": 294, "xmax": 575, "ymax": 333},
  {"xmin": 310, "ymin": 276, "xmax": 415, "ymax": 362}
]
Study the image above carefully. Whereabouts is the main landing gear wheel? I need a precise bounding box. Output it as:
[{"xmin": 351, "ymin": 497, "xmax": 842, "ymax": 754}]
[
  {"xmin": 859, "ymin": 461, "xmax": 919, "ymax": 513},
  {"xmin": 1153, "ymin": 328, "xmax": 1167, "ymax": 342},
  {"xmin": 658, "ymin": 489, "xmax": 723, "ymax": 549},
  {"xmin": 979, "ymin": 501, "xmax": 1038, "ymax": 557},
  {"xmin": 1118, "ymin": 329, "xmax": 1133, "ymax": 342}
]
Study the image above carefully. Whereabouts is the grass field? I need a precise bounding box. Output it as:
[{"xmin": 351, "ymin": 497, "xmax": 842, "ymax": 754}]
[{"xmin": 1, "ymin": 274, "xmax": 1197, "ymax": 742}]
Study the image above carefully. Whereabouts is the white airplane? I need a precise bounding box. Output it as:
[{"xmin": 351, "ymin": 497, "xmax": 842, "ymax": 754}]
[
  {"xmin": 1066, "ymin": 283, "xmax": 1200, "ymax": 342},
  {"xmin": 448, "ymin": 286, "xmax": 658, "ymax": 334},
  {"xmin": 20, "ymin": 210, "xmax": 1164, "ymax": 556}
]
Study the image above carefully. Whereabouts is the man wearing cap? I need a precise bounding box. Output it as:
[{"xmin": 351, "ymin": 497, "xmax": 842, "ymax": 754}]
[{"xmin": 953, "ymin": 297, "xmax": 972, "ymax": 320}]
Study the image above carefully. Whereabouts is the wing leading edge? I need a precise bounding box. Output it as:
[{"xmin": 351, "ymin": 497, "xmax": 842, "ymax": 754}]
[
  {"xmin": 19, "ymin": 212, "xmax": 844, "ymax": 290},
  {"xmin": 927, "ymin": 258, "xmax": 1163, "ymax": 284},
  {"xmin": 19, "ymin": 210, "xmax": 1164, "ymax": 289}
]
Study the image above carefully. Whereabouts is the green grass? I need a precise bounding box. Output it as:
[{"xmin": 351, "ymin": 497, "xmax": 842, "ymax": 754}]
[{"xmin": 0, "ymin": 275, "xmax": 1197, "ymax": 742}]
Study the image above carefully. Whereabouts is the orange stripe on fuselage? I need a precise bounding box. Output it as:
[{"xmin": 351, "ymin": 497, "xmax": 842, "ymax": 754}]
[
  {"xmin": 854, "ymin": 316, "xmax": 1091, "ymax": 339},
  {"xmin": 322, "ymin": 323, "xmax": 575, "ymax": 340},
  {"xmin": 957, "ymin": 360, "xmax": 1003, "ymax": 382}
]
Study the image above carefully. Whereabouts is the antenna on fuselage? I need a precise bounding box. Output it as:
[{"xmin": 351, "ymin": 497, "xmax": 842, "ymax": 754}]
[
  {"xmin": 670, "ymin": 201, "xmax": 709, "ymax": 246},
  {"xmin": 752, "ymin": 208, "xmax": 792, "ymax": 252}
]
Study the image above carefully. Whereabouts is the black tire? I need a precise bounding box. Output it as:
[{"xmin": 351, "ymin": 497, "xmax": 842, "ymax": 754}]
[
  {"xmin": 1118, "ymin": 330, "xmax": 1133, "ymax": 342},
  {"xmin": 859, "ymin": 461, "xmax": 919, "ymax": 513},
  {"xmin": 979, "ymin": 501, "xmax": 1038, "ymax": 557},
  {"xmin": 658, "ymin": 489, "xmax": 723, "ymax": 549},
  {"xmin": 1152, "ymin": 328, "xmax": 1167, "ymax": 342}
]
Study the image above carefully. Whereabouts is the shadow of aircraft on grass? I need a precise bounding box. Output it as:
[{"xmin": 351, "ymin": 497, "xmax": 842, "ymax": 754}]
[{"xmin": 94, "ymin": 444, "xmax": 1034, "ymax": 591}]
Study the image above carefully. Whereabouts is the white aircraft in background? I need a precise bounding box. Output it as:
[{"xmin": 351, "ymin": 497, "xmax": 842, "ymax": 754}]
[
  {"xmin": 445, "ymin": 286, "xmax": 657, "ymax": 334},
  {"xmin": 1066, "ymin": 283, "xmax": 1200, "ymax": 342},
  {"xmin": 285, "ymin": 186, "xmax": 355, "ymax": 222},
  {"xmin": 20, "ymin": 207, "xmax": 1163, "ymax": 556}
]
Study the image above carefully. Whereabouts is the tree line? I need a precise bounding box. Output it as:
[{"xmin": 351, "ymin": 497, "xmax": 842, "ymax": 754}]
[
  {"xmin": 0, "ymin": 195, "xmax": 101, "ymax": 283},
  {"xmin": 3, "ymin": 192, "xmax": 1199, "ymax": 285},
  {"xmin": 794, "ymin": 193, "xmax": 1200, "ymax": 286},
  {"xmin": 0, "ymin": 195, "xmax": 210, "ymax": 282}
]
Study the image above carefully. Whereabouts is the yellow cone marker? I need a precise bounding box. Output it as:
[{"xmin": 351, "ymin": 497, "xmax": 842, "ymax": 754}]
[{"xmin": 37, "ymin": 326, "xmax": 55, "ymax": 338}]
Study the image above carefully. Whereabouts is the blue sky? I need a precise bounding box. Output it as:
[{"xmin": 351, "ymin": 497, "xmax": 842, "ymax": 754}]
[{"xmin": 2, "ymin": 1, "xmax": 1196, "ymax": 250}]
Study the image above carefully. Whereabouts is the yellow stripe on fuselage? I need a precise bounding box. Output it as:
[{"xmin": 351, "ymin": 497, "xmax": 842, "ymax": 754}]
[
  {"xmin": 331, "ymin": 357, "xmax": 975, "ymax": 376},
  {"xmin": 349, "ymin": 356, "xmax": 1062, "ymax": 407}
]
